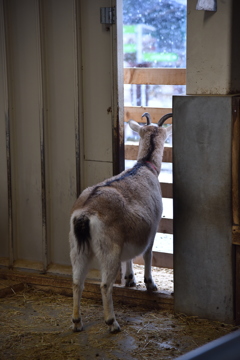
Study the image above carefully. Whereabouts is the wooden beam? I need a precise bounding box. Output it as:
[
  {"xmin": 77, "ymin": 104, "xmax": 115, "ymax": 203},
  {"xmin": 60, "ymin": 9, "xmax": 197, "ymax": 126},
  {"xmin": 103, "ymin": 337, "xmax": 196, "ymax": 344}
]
[
  {"xmin": 124, "ymin": 68, "xmax": 186, "ymax": 85},
  {"xmin": 159, "ymin": 218, "xmax": 173, "ymax": 234},
  {"xmin": 0, "ymin": 282, "xmax": 25, "ymax": 298},
  {"xmin": 0, "ymin": 258, "xmax": 9, "ymax": 267},
  {"xmin": 162, "ymin": 146, "xmax": 173, "ymax": 162},
  {"xmin": 0, "ymin": 269, "xmax": 173, "ymax": 311},
  {"xmin": 125, "ymin": 144, "xmax": 172, "ymax": 162},
  {"xmin": 124, "ymin": 144, "xmax": 138, "ymax": 160},
  {"xmin": 233, "ymin": 226, "xmax": 240, "ymax": 245},
  {"xmin": 124, "ymin": 106, "xmax": 172, "ymax": 124},
  {"xmin": 161, "ymin": 182, "xmax": 173, "ymax": 199}
]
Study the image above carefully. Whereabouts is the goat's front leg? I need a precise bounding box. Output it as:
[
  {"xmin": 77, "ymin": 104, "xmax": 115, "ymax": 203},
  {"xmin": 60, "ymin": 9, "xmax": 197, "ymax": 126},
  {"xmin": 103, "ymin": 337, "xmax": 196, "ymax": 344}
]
[
  {"xmin": 143, "ymin": 246, "xmax": 158, "ymax": 291},
  {"xmin": 100, "ymin": 258, "xmax": 121, "ymax": 333},
  {"xmin": 124, "ymin": 260, "xmax": 137, "ymax": 287}
]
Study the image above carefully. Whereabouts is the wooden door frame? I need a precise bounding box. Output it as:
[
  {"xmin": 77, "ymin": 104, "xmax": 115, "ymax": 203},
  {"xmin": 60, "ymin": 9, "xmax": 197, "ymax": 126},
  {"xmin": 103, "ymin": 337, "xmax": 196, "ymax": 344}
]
[{"xmin": 232, "ymin": 96, "xmax": 240, "ymax": 324}]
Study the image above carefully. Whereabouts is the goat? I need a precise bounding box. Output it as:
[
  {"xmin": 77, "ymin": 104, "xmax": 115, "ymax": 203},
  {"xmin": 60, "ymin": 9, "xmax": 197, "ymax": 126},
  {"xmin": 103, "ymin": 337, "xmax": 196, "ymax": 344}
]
[{"xmin": 69, "ymin": 112, "xmax": 172, "ymax": 333}]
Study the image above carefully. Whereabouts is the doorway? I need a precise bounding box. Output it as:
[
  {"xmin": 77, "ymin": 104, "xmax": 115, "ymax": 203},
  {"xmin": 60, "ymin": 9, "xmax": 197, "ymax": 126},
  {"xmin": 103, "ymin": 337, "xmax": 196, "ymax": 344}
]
[{"xmin": 122, "ymin": 0, "xmax": 187, "ymax": 293}]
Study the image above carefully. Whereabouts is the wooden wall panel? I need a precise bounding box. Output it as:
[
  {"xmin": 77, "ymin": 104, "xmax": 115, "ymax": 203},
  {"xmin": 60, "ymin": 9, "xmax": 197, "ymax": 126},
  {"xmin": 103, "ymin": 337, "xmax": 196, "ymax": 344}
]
[
  {"xmin": 232, "ymin": 97, "xmax": 240, "ymax": 324},
  {"xmin": 0, "ymin": 0, "xmax": 123, "ymax": 273},
  {"xmin": 41, "ymin": 0, "xmax": 78, "ymax": 266},
  {"xmin": 0, "ymin": 0, "xmax": 9, "ymax": 260},
  {"xmin": 5, "ymin": 0, "xmax": 43, "ymax": 264}
]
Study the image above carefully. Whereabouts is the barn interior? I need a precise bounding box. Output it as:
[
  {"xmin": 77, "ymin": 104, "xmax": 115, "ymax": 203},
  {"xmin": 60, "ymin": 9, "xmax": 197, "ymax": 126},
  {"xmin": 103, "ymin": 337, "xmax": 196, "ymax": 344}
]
[{"xmin": 1, "ymin": 0, "xmax": 240, "ymax": 359}]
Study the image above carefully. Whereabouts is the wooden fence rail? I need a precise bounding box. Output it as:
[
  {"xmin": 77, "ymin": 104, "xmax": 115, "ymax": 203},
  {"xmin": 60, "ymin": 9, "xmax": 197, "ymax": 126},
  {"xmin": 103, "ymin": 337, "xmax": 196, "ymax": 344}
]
[
  {"xmin": 124, "ymin": 68, "xmax": 186, "ymax": 85},
  {"xmin": 125, "ymin": 144, "xmax": 172, "ymax": 162},
  {"xmin": 124, "ymin": 106, "xmax": 173, "ymax": 124}
]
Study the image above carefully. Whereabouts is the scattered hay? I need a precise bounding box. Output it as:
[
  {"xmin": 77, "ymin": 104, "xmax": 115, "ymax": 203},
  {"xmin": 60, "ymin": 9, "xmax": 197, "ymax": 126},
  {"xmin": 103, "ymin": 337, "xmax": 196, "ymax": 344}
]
[
  {"xmin": 0, "ymin": 284, "xmax": 238, "ymax": 360},
  {"xmin": 133, "ymin": 264, "xmax": 173, "ymax": 293}
]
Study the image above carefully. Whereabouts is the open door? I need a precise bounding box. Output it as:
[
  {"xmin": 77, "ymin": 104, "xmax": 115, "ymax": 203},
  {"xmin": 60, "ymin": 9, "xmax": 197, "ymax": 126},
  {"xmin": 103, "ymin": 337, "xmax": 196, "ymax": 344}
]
[{"xmin": 79, "ymin": 0, "xmax": 124, "ymax": 190}]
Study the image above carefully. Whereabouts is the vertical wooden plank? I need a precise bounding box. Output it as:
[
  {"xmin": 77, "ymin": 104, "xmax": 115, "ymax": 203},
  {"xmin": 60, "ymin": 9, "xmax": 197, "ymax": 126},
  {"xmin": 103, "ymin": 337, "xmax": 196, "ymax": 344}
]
[
  {"xmin": 111, "ymin": 0, "xmax": 124, "ymax": 284},
  {"xmin": 4, "ymin": 0, "xmax": 43, "ymax": 265},
  {"xmin": 42, "ymin": 0, "xmax": 78, "ymax": 266},
  {"xmin": 236, "ymin": 246, "xmax": 240, "ymax": 324},
  {"xmin": 111, "ymin": 0, "xmax": 124, "ymax": 175},
  {"xmin": 232, "ymin": 97, "xmax": 240, "ymax": 226},
  {"xmin": 38, "ymin": 0, "xmax": 48, "ymax": 271},
  {"xmin": 0, "ymin": 0, "xmax": 10, "ymax": 263},
  {"xmin": 74, "ymin": 0, "xmax": 82, "ymax": 197},
  {"xmin": 232, "ymin": 97, "xmax": 240, "ymax": 324}
]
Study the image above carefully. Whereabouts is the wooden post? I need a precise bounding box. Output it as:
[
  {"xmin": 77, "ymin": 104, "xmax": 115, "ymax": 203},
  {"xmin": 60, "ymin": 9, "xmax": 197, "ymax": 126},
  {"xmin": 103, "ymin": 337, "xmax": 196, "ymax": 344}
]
[{"xmin": 232, "ymin": 97, "xmax": 240, "ymax": 324}]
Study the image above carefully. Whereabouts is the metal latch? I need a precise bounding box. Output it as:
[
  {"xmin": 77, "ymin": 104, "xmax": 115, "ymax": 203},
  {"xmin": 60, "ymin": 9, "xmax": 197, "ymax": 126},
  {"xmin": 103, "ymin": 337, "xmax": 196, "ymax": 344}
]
[{"xmin": 100, "ymin": 7, "xmax": 115, "ymax": 25}]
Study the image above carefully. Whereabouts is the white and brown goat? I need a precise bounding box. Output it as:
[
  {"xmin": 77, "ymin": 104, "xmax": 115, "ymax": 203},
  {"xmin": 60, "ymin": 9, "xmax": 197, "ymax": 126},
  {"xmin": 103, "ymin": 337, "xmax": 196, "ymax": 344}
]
[{"xmin": 69, "ymin": 112, "xmax": 172, "ymax": 333}]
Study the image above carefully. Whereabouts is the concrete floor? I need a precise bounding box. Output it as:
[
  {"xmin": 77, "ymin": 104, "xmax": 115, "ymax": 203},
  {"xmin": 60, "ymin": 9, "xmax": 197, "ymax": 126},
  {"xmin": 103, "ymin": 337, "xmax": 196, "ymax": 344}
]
[{"xmin": 0, "ymin": 281, "xmax": 238, "ymax": 360}]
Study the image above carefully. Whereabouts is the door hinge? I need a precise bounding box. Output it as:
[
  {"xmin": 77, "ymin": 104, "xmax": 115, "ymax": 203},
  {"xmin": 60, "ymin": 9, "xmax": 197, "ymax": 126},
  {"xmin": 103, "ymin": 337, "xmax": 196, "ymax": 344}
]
[{"xmin": 100, "ymin": 7, "xmax": 115, "ymax": 25}]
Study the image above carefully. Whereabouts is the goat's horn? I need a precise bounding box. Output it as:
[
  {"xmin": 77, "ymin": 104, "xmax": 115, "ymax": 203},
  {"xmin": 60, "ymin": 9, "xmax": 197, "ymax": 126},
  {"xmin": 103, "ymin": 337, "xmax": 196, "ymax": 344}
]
[
  {"xmin": 142, "ymin": 112, "xmax": 152, "ymax": 125},
  {"xmin": 158, "ymin": 113, "xmax": 173, "ymax": 127}
]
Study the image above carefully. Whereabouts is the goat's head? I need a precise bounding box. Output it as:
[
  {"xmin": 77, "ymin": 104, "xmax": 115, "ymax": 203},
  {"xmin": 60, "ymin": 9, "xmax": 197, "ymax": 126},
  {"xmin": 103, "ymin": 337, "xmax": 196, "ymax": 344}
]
[{"xmin": 128, "ymin": 112, "xmax": 172, "ymax": 164}]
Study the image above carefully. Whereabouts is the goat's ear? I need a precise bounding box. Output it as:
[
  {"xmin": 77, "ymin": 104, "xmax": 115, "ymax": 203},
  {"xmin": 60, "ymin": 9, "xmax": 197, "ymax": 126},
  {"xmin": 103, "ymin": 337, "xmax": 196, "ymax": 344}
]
[
  {"xmin": 128, "ymin": 120, "xmax": 141, "ymax": 134},
  {"xmin": 166, "ymin": 125, "xmax": 172, "ymax": 138}
]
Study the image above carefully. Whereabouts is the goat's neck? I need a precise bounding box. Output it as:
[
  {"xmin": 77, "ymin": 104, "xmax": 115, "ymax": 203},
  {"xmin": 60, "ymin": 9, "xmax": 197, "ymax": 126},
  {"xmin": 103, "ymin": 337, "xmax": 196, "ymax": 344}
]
[
  {"xmin": 144, "ymin": 161, "xmax": 159, "ymax": 175},
  {"xmin": 138, "ymin": 146, "xmax": 164, "ymax": 176}
]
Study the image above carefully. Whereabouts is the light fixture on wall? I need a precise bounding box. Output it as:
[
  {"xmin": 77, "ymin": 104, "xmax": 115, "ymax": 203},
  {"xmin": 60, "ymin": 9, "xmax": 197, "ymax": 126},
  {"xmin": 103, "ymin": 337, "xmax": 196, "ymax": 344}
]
[{"xmin": 196, "ymin": 0, "xmax": 217, "ymax": 11}]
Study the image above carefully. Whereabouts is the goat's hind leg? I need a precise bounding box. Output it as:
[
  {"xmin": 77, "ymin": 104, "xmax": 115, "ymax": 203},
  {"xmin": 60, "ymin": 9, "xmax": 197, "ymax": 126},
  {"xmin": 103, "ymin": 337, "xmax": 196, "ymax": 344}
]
[
  {"xmin": 124, "ymin": 260, "xmax": 137, "ymax": 287},
  {"xmin": 71, "ymin": 249, "xmax": 92, "ymax": 332},
  {"xmin": 100, "ymin": 255, "xmax": 121, "ymax": 333},
  {"xmin": 143, "ymin": 245, "xmax": 158, "ymax": 291},
  {"xmin": 72, "ymin": 282, "xmax": 83, "ymax": 332}
]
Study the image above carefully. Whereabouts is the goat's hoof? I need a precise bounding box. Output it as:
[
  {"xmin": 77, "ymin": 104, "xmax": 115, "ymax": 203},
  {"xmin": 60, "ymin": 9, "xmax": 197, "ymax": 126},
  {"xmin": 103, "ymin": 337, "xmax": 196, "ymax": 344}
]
[
  {"xmin": 147, "ymin": 284, "xmax": 158, "ymax": 292},
  {"xmin": 109, "ymin": 321, "xmax": 121, "ymax": 334},
  {"xmin": 73, "ymin": 327, "xmax": 83, "ymax": 332},
  {"xmin": 72, "ymin": 318, "xmax": 83, "ymax": 332},
  {"xmin": 146, "ymin": 283, "xmax": 158, "ymax": 292},
  {"xmin": 125, "ymin": 274, "xmax": 136, "ymax": 287},
  {"xmin": 125, "ymin": 280, "xmax": 136, "ymax": 288},
  {"xmin": 145, "ymin": 278, "xmax": 158, "ymax": 292}
]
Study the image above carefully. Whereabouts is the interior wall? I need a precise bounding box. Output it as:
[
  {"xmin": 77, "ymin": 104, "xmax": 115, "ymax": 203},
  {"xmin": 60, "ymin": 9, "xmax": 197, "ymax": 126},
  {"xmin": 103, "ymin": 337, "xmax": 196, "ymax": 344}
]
[
  {"xmin": 187, "ymin": 0, "xmax": 240, "ymax": 94},
  {"xmin": 41, "ymin": 0, "xmax": 79, "ymax": 266},
  {"xmin": 0, "ymin": 0, "xmax": 8, "ymax": 261},
  {"xmin": 0, "ymin": 0, "xmax": 123, "ymax": 273}
]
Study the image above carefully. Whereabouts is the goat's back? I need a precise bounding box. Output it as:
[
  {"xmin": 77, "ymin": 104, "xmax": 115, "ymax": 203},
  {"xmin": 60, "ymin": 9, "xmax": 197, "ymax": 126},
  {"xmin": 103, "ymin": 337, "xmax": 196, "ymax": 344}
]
[{"xmin": 71, "ymin": 164, "xmax": 162, "ymax": 252}]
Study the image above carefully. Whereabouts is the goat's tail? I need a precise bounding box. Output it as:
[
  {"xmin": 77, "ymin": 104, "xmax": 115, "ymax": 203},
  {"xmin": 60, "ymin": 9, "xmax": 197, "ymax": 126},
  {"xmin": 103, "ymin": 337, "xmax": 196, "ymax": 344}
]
[{"xmin": 73, "ymin": 214, "xmax": 91, "ymax": 252}]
